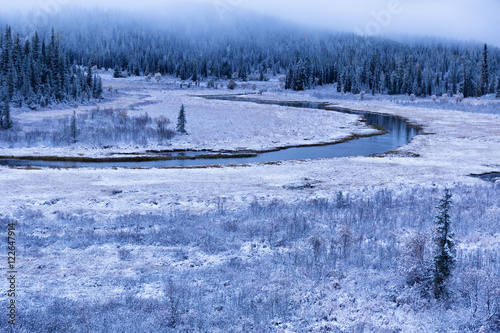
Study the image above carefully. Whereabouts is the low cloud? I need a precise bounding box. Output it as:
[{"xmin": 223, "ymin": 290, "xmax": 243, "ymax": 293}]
[{"xmin": 4, "ymin": 0, "xmax": 499, "ymax": 47}]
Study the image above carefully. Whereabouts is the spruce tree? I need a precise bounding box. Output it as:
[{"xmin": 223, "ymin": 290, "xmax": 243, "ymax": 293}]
[
  {"xmin": 463, "ymin": 68, "xmax": 475, "ymax": 98},
  {"xmin": 4, "ymin": 97, "xmax": 11, "ymax": 129},
  {"xmin": 496, "ymin": 76, "xmax": 500, "ymax": 98},
  {"xmin": 0, "ymin": 95, "xmax": 4, "ymax": 129},
  {"xmin": 176, "ymin": 104, "xmax": 187, "ymax": 134},
  {"xmin": 192, "ymin": 62, "xmax": 198, "ymax": 82},
  {"xmin": 93, "ymin": 75, "xmax": 103, "ymax": 100},
  {"xmin": 87, "ymin": 64, "xmax": 93, "ymax": 91},
  {"xmin": 1, "ymin": 26, "xmax": 12, "ymax": 78},
  {"xmin": 238, "ymin": 63, "xmax": 247, "ymax": 81},
  {"xmin": 12, "ymin": 34, "xmax": 22, "ymax": 78},
  {"xmin": 432, "ymin": 188, "xmax": 456, "ymax": 300},
  {"xmin": 113, "ymin": 65, "xmax": 121, "ymax": 78},
  {"xmin": 0, "ymin": 92, "xmax": 12, "ymax": 129},
  {"xmin": 70, "ymin": 110, "xmax": 77, "ymax": 143},
  {"xmin": 293, "ymin": 59, "xmax": 307, "ymax": 91},
  {"xmin": 31, "ymin": 31, "xmax": 40, "ymax": 62},
  {"xmin": 481, "ymin": 44, "xmax": 489, "ymax": 96},
  {"xmin": 285, "ymin": 67, "xmax": 293, "ymax": 90}
]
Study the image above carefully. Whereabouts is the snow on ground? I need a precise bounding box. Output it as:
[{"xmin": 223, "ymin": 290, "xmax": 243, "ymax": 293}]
[
  {"xmin": 0, "ymin": 74, "xmax": 376, "ymax": 158},
  {"xmin": 0, "ymin": 76, "xmax": 499, "ymax": 216},
  {"xmin": 1, "ymin": 77, "xmax": 499, "ymax": 332}
]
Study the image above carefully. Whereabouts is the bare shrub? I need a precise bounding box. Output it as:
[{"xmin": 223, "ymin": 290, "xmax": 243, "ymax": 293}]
[
  {"xmin": 398, "ymin": 232, "xmax": 432, "ymax": 287},
  {"xmin": 156, "ymin": 116, "xmax": 175, "ymax": 140},
  {"xmin": 227, "ymin": 80, "xmax": 237, "ymax": 90},
  {"xmin": 0, "ymin": 108, "xmax": 174, "ymax": 148}
]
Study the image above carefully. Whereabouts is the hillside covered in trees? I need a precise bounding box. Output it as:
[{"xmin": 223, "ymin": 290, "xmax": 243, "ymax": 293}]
[
  {"xmin": 1, "ymin": 6, "xmax": 500, "ymax": 105},
  {"xmin": 0, "ymin": 25, "xmax": 102, "ymax": 111},
  {"xmin": 3, "ymin": 6, "xmax": 498, "ymax": 99}
]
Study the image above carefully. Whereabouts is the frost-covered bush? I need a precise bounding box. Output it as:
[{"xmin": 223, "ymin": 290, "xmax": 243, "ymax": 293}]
[
  {"xmin": 441, "ymin": 93, "xmax": 448, "ymax": 102},
  {"xmin": 360, "ymin": 91, "xmax": 366, "ymax": 100},
  {"xmin": 0, "ymin": 107, "xmax": 176, "ymax": 148},
  {"xmin": 155, "ymin": 116, "xmax": 176, "ymax": 141},
  {"xmin": 410, "ymin": 93, "xmax": 416, "ymax": 101},
  {"xmin": 399, "ymin": 99, "xmax": 500, "ymax": 115},
  {"xmin": 4, "ymin": 184, "xmax": 499, "ymax": 332},
  {"xmin": 227, "ymin": 79, "xmax": 237, "ymax": 90}
]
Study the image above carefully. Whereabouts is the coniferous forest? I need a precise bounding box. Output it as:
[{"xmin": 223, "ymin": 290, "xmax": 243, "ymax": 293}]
[
  {"xmin": 0, "ymin": 25, "xmax": 103, "ymax": 111},
  {"xmin": 1, "ymin": 6, "xmax": 499, "ymax": 110}
]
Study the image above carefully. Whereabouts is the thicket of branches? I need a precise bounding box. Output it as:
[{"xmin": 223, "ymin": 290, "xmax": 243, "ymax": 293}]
[
  {"xmin": 3, "ymin": 184, "xmax": 499, "ymax": 332},
  {"xmin": 0, "ymin": 107, "xmax": 175, "ymax": 147}
]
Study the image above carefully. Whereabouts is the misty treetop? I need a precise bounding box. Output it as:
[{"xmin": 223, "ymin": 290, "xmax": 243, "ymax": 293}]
[
  {"xmin": 14, "ymin": 7, "xmax": 498, "ymax": 98},
  {"xmin": 2, "ymin": 7, "xmax": 499, "ymax": 103},
  {"xmin": 0, "ymin": 25, "xmax": 102, "ymax": 110}
]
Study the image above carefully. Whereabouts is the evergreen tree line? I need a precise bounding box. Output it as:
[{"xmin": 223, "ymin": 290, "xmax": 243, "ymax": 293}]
[
  {"xmin": 0, "ymin": 25, "xmax": 103, "ymax": 112},
  {"xmin": 14, "ymin": 8, "xmax": 499, "ymax": 98},
  {"xmin": 288, "ymin": 43, "xmax": 498, "ymax": 98}
]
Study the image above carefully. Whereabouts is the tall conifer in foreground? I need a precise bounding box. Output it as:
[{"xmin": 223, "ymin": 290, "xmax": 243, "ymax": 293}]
[
  {"xmin": 176, "ymin": 104, "xmax": 187, "ymax": 134},
  {"xmin": 433, "ymin": 188, "xmax": 456, "ymax": 300}
]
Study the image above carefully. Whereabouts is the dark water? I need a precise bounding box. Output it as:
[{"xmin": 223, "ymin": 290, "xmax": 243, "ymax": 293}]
[
  {"xmin": 0, "ymin": 97, "xmax": 419, "ymax": 168},
  {"xmin": 471, "ymin": 172, "xmax": 500, "ymax": 182}
]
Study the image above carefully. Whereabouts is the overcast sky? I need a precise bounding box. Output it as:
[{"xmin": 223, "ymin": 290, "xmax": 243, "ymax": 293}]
[{"xmin": 4, "ymin": 0, "xmax": 500, "ymax": 47}]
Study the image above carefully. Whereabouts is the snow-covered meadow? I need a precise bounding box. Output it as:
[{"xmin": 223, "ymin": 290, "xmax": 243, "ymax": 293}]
[
  {"xmin": 0, "ymin": 74, "xmax": 378, "ymax": 158},
  {"xmin": 1, "ymin": 76, "xmax": 499, "ymax": 332},
  {"xmin": 2, "ymin": 184, "xmax": 499, "ymax": 332},
  {"xmin": 1, "ymin": 76, "xmax": 499, "ymax": 214}
]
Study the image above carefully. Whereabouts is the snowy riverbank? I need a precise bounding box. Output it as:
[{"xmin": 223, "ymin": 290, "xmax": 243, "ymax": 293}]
[
  {"xmin": 0, "ymin": 76, "xmax": 379, "ymax": 159},
  {"xmin": 1, "ymin": 78, "xmax": 499, "ymax": 214}
]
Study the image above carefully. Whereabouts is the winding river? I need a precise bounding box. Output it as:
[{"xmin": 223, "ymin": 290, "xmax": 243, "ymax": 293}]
[{"xmin": 0, "ymin": 96, "xmax": 420, "ymax": 168}]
